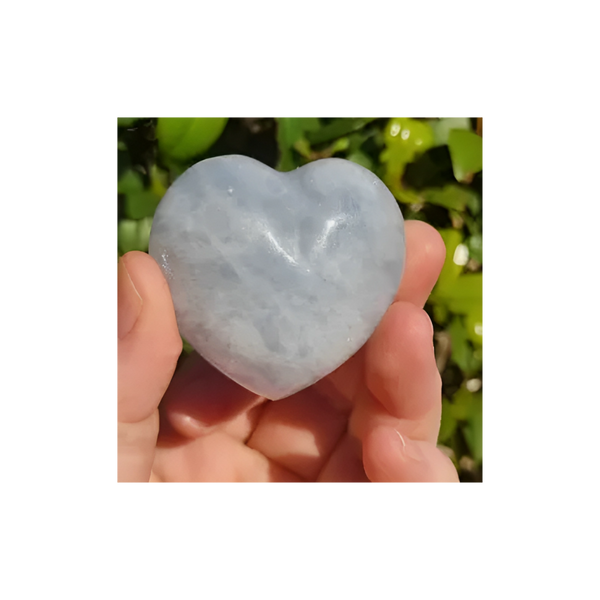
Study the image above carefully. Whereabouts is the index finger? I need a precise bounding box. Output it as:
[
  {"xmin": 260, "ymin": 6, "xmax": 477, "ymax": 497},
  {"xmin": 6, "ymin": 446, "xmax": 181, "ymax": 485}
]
[{"xmin": 395, "ymin": 220, "xmax": 446, "ymax": 308}]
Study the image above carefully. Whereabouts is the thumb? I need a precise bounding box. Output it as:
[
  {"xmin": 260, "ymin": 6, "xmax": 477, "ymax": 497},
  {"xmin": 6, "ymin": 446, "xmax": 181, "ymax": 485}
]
[{"xmin": 118, "ymin": 251, "xmax": 182, "ymax": 481}]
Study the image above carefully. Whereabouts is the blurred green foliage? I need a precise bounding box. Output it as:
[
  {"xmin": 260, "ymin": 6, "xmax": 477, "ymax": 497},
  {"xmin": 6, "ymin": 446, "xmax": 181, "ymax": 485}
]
[
  {"xmin": 156, "ymin": 118, "xmax": 228, "ymax": 165},
  {"xmin": 117, "ymin": 117, "xmax": 483, "ymax": 481}
]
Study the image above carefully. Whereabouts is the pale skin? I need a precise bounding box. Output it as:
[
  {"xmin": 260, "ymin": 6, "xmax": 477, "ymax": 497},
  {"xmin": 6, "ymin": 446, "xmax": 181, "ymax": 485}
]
[{"xmin": 118, "ymin": 220, "xmax": 459, "ymax": 482}]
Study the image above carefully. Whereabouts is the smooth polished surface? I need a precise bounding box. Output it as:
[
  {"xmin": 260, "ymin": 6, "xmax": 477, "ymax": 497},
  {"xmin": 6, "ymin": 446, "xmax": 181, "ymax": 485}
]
[{"xmin": 149, "ymin": 155, "xmax": 405, "ymax": 399}]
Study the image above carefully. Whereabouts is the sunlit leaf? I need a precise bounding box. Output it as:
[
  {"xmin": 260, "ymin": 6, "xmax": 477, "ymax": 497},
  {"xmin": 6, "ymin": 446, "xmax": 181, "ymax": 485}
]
[
  {"xmin": 118, "ymin": 220, "xmax": 137, "ymax": 254},
  {"xmin": 441, "ymin": 273, "xmax": 482, "ymax": 316},
  {"xmin": 464, "ymin": 306, "xmax": 483, "ymax": 347},
  {"xmin": 149, "ymin": 164, "xmax": 169, "ymax": 198},
  {"xmin": 138, "ymin": 217, "xmax": 153, "ymax": 251},
  {"xmin": 156, "ymin": 118, "xmax": 228, "ymax": 162},
  {"xmin": 432, "ymin": 228, "xmax": 463, "ymax": 294},
  {"xmin": 380, "ymin": 118, "xmax": 434, "ymax": 201},
  {"xmin": 448, "ymin": 129, "xmax": 482, "ymax": 183},
  {"xmin": 431, "ymin": 118, "xmax": 472, "ymax": 146},
  {"xmin": 118, "ymin": 217, "xmax": 153, "ymax": 254}
]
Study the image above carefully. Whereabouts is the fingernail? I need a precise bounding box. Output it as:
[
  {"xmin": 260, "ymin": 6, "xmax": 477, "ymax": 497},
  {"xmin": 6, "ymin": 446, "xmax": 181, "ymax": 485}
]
[{"xmin": 118, "ymin": 258, "xmax": 143, "ymax": 339}]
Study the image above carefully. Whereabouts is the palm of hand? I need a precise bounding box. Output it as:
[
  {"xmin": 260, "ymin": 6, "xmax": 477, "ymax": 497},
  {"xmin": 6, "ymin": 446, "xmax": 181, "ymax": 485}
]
[{"xmin": 118, "ymin": 221, "xmax": 458, "ymax": 482}]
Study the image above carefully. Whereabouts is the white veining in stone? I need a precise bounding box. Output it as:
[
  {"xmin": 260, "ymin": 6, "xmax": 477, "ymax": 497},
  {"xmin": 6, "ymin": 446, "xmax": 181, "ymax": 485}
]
[{"xmin": 149, "ymin": 155, "xmax": 405, "ymax": 400}]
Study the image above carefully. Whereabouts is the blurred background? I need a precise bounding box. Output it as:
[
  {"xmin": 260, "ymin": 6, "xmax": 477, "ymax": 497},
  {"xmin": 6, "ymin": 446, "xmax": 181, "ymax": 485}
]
[{"xmin": 117, "ymin": 117, "xmax": 483, "ymax": 482}]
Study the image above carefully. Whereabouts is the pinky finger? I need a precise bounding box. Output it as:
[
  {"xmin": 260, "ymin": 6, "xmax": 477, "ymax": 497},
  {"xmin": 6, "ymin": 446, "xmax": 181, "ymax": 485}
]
[{"xmin": 363, "ymin": 425, "xmax": 459, "ymax": 482}]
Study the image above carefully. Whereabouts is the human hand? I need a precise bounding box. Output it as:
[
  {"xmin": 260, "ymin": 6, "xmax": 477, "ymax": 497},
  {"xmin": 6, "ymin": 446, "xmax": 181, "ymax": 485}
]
[{"xmin": 118, "ymin": 220, "xmax": 459, "ymax": 482}]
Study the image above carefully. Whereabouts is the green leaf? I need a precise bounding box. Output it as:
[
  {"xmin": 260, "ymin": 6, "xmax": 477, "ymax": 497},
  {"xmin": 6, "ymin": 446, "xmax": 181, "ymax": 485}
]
[
  {"xmin": 124, "ymin": 190, "xmax": 162, "ymax": 220},
  {"xmin": 464, "ymin": 306, "xmax": 483, "ymax": 347},
  {"xmin": 117, "ymin": 169, "xmax": 144, "ymax": 196},
  {"xmin": 449, "ymin": 386, "xmax": 483, "ymax": 464},
  {"xmin": 181, "ymin": 336, "xmax": 194, "ymax": 355},
  {"xmin": 450, "ymin": 386, "xmax": 474, "ymax": 421},
  {"xmin": 422, "ymin": 184, "xmax": 479, "ymax": 212},
  {"xmin": 432, "ymin": 228, "xmax": 463, "ymax": 295},
  {"xmin": 448, "ymin": 129, "xmax": 482, "ymax": 182},
  {"xmin": 439, "ymin": 397, "xmax": 458, "ymax": 443},
  {"xmin": 156, "ymin": 118, "xmax": 228, "ymax": 162},
  {"xmin": 277, "ymin": 118, "xmax": 320, "ymax": 149},
  {"xmin": 432, "ymin": 303, "xmax": 449, "ymax": 324},
  {"xmin": 118, "ymin": 220, "xmax": 137, "ymax": 254},
  {"xmin": 346, "ymin": 130, "xmax": 374, "ymax": 154},
  {"xmin": 467, "ymin": 233, "xmax": 483, "ymax": 264},
  {"xmin": 276, "ymin": 118, "xmax": 321, "ymax": 171},
  {"xmin": 444, "ymin": 273, "xmax": 487, "ymax": 314},
  {"xmin": 118, "ymin": 217, "xmax": 153, "ymax": 254},
  {"xmin": 465, "ymin": 191, "xmax": 482, "ymax": 216},
  {"xmin": 448, "ymin": 317, "xmax": 474, "ymax": 373},
  {"xmin": 346, "ymin": 150, "xmax": 374, "ymax": 171},
  {"xmin": 305, "ymin": 118, "xmax": 377, "ymax": 145},
  {"xmin": 149, "ymin": 164, "xmax": 169, "ymax": 198},
  {"xmin": 430, "ymin": 118, "xmax": 472, "ymax": 146},
  {"xmin": 431, "ymin": 232, "xmax": 482, "ymax": 332},
  {"xmin": 277, "ymin": 149, "xmax": 298, "ymax": 172},
  {"xmin": 138, "ymin": 218, "xmax": 153, "ymax": 251},
  {"xmin": 463, "ymin": 395, "xmax": 483, "ymax": 463},
  {"xmin": 293, "ymin": 137, "xmax": 312, "ymax": 159},
  {"xmin": 380, "ymin": 118, "xmax": 434, "ymax": 201},
  {"xmin": 448, "ymin": 315, "xmax": 485, "ymax": 376},
  {"xmin": 329, "ymin": 136, "xmax": 350, "ymax": 154},
  {"xmin": 118, "ymin": 118, "xmax": 142, "ymax": 127},
  {"xmin": 441, "ymin": 273, "xmax": 482, "ymax": 316},
  {"xmin": 433, "ymin": 272, "xmax": 482, "ymax": 322}
]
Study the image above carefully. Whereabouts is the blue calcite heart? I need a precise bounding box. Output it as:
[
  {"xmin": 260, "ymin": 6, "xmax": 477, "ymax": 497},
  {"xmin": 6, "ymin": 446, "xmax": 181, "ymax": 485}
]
[{"xmin": 149, "ymin": 155, "xmax": 405, "ymax": 400}]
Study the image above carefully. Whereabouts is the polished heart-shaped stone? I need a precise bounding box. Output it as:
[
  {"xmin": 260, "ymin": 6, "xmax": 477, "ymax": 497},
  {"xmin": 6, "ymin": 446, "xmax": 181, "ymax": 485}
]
[{"xmin": 149, "ymin": 155, "xmax": 405, "ymax": 400}]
